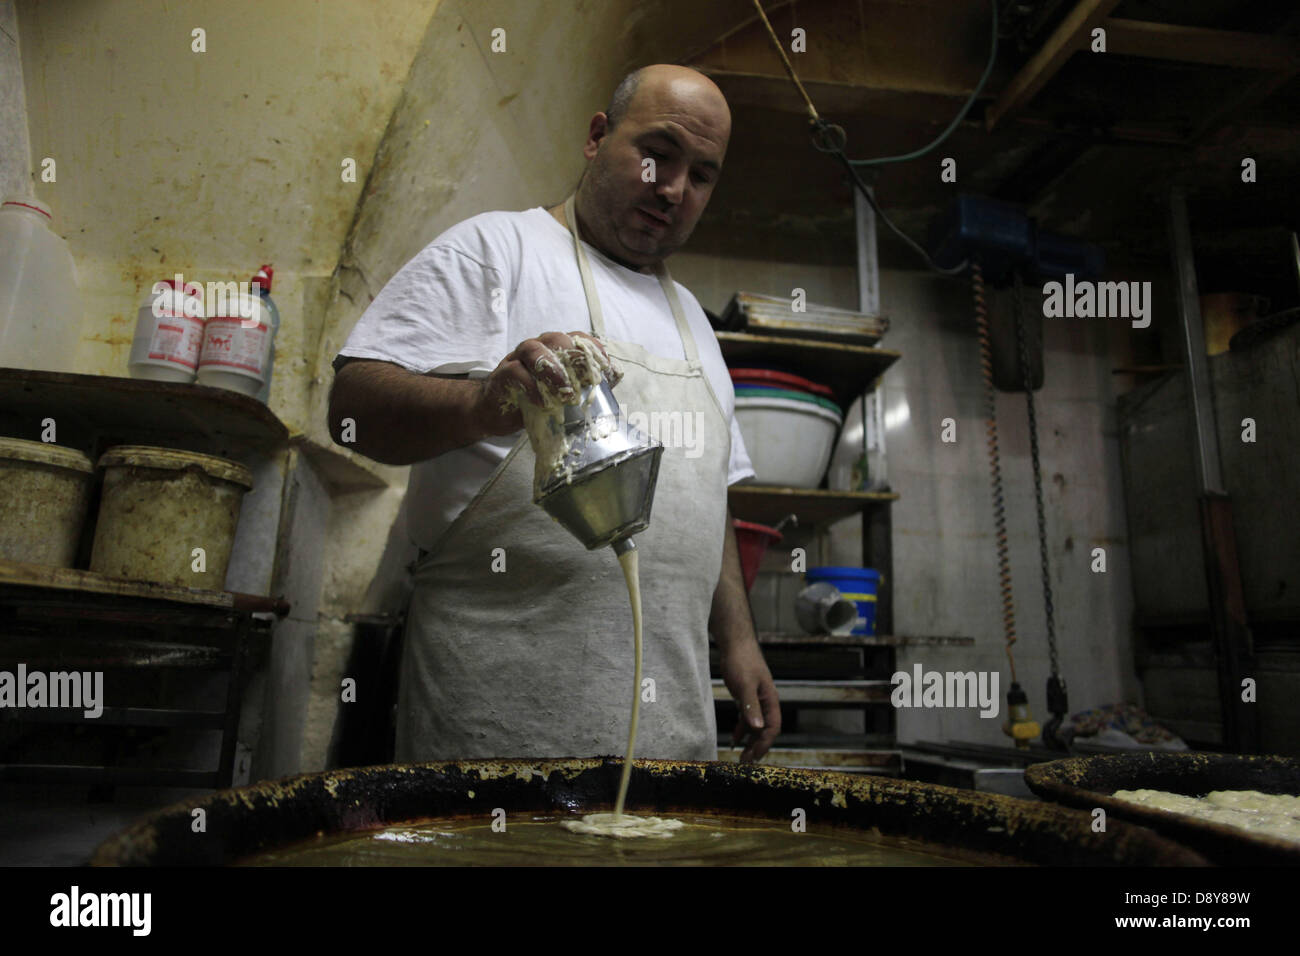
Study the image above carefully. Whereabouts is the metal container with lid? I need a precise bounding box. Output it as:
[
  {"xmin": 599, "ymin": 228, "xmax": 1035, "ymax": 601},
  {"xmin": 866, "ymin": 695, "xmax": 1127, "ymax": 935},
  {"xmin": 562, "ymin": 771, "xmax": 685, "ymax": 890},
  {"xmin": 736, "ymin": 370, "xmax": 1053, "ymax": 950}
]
[
  {"xmin": 89, "ymin": 445, "xmax": 253, "ymax": 590},
  {"xmin": 534, "ymin": 378, "xmax": 664, "ymax": 555},
  {"xmin": 0, "ymin": 436, "xmax": 94, "ymax": 568}
]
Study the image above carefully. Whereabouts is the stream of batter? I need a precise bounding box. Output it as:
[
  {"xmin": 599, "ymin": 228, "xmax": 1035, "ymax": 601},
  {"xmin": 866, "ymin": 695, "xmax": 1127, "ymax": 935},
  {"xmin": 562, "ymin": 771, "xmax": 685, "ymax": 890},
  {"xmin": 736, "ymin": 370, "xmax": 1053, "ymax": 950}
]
[
  {"xmin": 509, "ymin": 341, "xmax": 682, "ymax": 839},
  {"xmin": 561, "ymin": 548, "xmax": 684, "ymax": 839}
]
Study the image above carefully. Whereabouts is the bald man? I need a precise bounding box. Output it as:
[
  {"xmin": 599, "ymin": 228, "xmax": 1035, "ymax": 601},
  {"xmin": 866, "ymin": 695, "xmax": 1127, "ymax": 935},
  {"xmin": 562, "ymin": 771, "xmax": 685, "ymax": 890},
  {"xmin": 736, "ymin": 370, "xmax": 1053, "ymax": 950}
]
[{"xmin": 329, "ymin": 65, "xmax": 780, "ymax": 765}]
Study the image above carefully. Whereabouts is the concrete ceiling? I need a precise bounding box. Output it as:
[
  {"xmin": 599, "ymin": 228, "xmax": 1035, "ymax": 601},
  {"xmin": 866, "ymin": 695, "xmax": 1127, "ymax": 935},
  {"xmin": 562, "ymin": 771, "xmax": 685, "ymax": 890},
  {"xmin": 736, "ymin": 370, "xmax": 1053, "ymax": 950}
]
[{"xmin": 678, "ymin": 0, "xmax": 1300, "ymax": 298}]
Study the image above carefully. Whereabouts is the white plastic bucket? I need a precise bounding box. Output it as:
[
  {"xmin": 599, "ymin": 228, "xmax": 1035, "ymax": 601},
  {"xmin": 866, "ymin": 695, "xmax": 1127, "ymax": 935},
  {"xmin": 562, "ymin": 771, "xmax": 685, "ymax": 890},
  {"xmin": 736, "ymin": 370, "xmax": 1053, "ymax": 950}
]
[
  {"xmin": 89, "ymin": 445, "xmax": 253, "ymax": 589},
  {"xmin": 0, "ymin": 437, "xmax": 94, "ymax": 567}
]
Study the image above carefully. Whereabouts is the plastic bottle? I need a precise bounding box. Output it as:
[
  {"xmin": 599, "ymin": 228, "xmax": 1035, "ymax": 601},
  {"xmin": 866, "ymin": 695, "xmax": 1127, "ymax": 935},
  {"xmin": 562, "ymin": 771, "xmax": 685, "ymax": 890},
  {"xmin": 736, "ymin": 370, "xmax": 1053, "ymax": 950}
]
[
  {"xmin": 251, "ymin": 265, "xmax": 279, "ymax": 404},
  {"xmin": 0, "ymin": 196, "xmax": 85, "ymax": 373},
  {"xmin": 128, "ymin": 278, "xmax": 206, "ymax": 382},
  {"xmin": 196, "ymin": 266, "xmax": 274, "ymax": 400}
]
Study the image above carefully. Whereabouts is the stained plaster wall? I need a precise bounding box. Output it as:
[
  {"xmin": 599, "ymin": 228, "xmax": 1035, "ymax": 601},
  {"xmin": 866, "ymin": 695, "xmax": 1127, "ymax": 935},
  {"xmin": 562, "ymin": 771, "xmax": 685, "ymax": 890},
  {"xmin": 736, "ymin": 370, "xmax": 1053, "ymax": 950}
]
[{"xmin": 12, "ymin": 0, "xmax": 437, "ymax": 777}]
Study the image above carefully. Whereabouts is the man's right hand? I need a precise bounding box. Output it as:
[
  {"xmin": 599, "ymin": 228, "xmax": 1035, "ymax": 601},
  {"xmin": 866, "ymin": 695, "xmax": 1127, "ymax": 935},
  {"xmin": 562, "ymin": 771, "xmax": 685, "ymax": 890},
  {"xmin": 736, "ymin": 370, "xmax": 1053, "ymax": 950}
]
[
  {"xmin": 328, "ymin": 332, "xmax": 617, "ymax": 466},
  {"xmin": 473, "ymin": 331, "xmax": 616, "ymax": 436}
]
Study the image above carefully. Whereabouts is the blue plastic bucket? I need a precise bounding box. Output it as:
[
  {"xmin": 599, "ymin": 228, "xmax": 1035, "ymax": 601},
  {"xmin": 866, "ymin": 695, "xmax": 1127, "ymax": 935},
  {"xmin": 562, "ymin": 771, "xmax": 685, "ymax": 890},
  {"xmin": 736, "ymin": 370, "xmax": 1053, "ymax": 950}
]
[{"xmin": 806, "ymin": 566, "xmax": 880, "ymax": 635}]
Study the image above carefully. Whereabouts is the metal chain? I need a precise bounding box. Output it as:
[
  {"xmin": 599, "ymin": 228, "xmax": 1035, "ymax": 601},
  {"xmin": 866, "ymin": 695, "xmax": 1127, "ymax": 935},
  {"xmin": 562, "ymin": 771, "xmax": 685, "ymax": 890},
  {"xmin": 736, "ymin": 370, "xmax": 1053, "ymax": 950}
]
[
  {"xmin": 972, "ymin": 264, "xmax": 1018, "ymax": 682},
  {"xmin": 1013, "ymin": 275, "xmax": 1059, "ymax": 677}
]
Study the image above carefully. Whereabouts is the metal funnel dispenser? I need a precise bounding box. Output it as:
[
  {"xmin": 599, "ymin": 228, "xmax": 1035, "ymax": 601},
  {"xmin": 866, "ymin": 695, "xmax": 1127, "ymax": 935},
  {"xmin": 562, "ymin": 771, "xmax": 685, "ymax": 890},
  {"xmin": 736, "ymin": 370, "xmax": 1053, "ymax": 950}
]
[{"xmin": 534, "ymin": 378, "xmax": 663, "ymax": 554}]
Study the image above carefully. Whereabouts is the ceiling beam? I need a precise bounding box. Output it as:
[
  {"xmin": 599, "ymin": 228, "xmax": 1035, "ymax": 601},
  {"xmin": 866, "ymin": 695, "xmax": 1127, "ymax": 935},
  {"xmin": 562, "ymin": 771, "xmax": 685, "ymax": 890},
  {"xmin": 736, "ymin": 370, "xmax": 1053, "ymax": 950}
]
[
  {"xmin": 1188, "ymin": 69, "xmax": 1299, "ymax": 144},
  {"xmin": 1010, "ymin": 115, "xmax": 1186, "ymax": 147},
  {"xmin": 1102, "ymin": 18, "xmax": 1300, "ymax": 71},
  {"xmin": 687, "ymin": 0, "xmax": 998, "ymax": 99},
  {"xmin": 985, "ymin": 0, "xmax": 1124, "ymax": 132},
  {"xmin": 1185, "ymin": 10, "xmax": 1300, "ymax": 144}
]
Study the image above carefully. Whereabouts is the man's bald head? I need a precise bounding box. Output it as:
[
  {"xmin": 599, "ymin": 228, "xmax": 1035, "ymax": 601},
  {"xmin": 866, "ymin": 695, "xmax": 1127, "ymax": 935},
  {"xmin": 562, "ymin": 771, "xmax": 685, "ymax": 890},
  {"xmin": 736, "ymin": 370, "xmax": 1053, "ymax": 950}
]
[
  {"xmin": 605, "ymin": 65, "xmax": 730, "ymax": 138},
  {"xmin": 570, "ymin": 64, "xmax": 731, "ymax": 270}
]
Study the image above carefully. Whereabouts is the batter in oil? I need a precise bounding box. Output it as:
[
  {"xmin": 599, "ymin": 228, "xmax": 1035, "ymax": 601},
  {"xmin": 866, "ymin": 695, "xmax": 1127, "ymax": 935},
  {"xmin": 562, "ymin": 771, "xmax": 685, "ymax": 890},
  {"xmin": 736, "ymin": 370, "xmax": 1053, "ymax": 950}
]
[{"xmin": 1113, "ymin": 788, "xmax": 1300, "ymax": 844}]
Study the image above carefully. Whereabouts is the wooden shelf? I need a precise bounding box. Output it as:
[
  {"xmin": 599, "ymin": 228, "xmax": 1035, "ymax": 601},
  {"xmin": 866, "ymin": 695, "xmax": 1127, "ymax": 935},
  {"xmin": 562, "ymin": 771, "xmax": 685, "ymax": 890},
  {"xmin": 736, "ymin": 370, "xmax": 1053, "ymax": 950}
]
[
  {"xmin": 751, "ymin": 632, "xmax": 976, "ymax": 648},
  {"xmin": 0, "ymin": 765, "xmax": 221, "ymax": 787},
  {"xmin": 0, "ymin": 558, "xmax": 287, "ymax": 616},
  {"xmin": 0, "ymin": 368, "xmax": 288, "ymax": 458},
  {"xmin": 0, "ymin": 706, "xmax": 226, "ymax": 729},
  {"xmin": 712, "ymin": 678, "xmax": 893, "ymax": 704},
  {"xmin": 0, "ymin": 636, "xmax": 226, "ymax": 669},
  {"xmin": 728, "ymin": 484, "xmax": 897, "ymax": 526},
  {"xmin": 0, "ymin": 558, "xmax": 273, "ymax": 790},
  {"xmin": 716, "ymin": 331, "xmax": 900, "ymax": 410}
]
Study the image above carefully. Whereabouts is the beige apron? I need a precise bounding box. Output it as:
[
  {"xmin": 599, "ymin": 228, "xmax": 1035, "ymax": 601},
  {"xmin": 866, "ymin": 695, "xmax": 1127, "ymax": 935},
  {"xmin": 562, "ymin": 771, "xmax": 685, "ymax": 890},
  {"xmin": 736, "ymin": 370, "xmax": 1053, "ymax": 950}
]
[{"xmin": 395, "ymin": 196, "xmax": 731, "ymax": 761}]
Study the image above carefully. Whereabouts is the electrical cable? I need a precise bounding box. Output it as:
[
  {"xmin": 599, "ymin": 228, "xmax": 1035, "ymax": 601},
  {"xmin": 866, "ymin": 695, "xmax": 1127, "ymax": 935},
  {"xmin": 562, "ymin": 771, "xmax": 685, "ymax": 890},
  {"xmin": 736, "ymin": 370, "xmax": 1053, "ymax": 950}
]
[
  {"xmin": 849, "ymin": 0, "xmax": 998, "ymax": 168},
  {"xmin": 748, "ymin": 0, "xmax": 973, "ymax": 276},
  {"xmin": 1013, "ymin": 273, "xmax": 1058, "ymax": 677},
  {"xmin": 825, "ymin": 142, "xmax": 970, "ymax": 276},
  {"xmin": 1013, "ymin": 273, "xmax": 1070, "ymax": 749}
]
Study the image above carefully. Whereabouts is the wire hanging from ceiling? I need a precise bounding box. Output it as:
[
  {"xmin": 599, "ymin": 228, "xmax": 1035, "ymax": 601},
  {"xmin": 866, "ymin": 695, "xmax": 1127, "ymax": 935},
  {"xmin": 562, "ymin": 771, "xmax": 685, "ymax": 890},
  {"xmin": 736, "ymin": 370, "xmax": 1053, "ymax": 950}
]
[{"xmin": 747, "ymin": 0, "xmax": 999, "ymax": 276}]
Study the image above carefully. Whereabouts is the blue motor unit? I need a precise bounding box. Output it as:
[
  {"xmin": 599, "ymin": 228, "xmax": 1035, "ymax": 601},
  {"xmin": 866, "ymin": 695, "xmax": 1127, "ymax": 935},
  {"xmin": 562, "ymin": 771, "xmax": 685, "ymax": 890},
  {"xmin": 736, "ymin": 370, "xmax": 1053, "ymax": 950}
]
[{"xmin": 928, "ymin": 195, "xmax": 1104, "ymax": 283}]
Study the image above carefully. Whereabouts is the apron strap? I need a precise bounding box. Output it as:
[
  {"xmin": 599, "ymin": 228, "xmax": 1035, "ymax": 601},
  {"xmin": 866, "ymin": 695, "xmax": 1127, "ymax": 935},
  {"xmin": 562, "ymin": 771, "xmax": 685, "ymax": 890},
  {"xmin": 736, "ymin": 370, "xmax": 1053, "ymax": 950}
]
[{"xmin": 562, "ymin": 194, "xmax": 701, "ymax": 367}]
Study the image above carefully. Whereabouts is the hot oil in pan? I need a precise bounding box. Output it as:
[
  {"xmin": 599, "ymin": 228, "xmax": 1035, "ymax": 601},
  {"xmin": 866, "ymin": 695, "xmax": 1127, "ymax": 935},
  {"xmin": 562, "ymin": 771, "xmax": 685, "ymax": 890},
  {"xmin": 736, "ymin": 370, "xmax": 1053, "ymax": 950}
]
[
  {"xmin": 238, "ymin": 813, "xmax": 979, "ymax": 866},
  {"xmin": 237, "ymin": 554, "xmax": 985, "ymax": 866}
]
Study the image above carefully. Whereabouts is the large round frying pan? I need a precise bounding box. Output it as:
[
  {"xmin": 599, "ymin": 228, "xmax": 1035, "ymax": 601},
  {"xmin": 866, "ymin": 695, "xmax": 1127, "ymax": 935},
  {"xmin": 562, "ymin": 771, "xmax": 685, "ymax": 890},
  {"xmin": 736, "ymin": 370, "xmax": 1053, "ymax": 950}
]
[
  {"xmin": 90, "ymin": 758, "xmax": 1205, "ymax": 866},
  {"xmin": 1025, "ymin": 753, "xmax": 1300, "ymax": 866}
]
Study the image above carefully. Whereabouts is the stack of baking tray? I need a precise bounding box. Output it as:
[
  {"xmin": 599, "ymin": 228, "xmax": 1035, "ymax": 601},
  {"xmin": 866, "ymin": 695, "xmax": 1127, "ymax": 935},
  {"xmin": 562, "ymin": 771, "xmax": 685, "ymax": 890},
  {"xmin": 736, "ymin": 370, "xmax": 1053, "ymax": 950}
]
[{"xmin": 717, "ymin": 291, "xmax": 889, "ymax": 345}]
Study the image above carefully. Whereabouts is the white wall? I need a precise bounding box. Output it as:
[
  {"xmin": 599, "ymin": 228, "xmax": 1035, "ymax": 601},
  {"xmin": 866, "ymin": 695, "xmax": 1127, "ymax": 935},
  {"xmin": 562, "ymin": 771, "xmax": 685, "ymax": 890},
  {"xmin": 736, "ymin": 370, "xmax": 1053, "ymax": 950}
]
[{"xmin": 671, "ymin": 250, "xmax": 1147, "ymax": 747}]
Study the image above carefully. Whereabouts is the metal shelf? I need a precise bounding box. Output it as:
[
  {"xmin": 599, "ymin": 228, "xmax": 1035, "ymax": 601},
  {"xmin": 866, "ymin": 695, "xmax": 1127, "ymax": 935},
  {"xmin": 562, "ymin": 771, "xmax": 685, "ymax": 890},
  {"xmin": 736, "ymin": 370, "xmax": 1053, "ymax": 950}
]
[
  {"xmin": 715, "ymin": 331, "xmax": 900, "ymax": 410},
  {"xmin": 714, "ymin": 307, "xmax": 904, "ymax": 768},
  {"xmin": 0, "ymin": 560, "xmax": 277, "ymax": 790},
  {"xmin": 752, "ymin": 631, "xmax": 976, "ymax": 648},
  {"xmin": 712, "ymin": 678, "xmax": 893, "ymax": 704},
  {"xmin": 728, "ymin": 485, "xmax": 897, "ymax": 527}
]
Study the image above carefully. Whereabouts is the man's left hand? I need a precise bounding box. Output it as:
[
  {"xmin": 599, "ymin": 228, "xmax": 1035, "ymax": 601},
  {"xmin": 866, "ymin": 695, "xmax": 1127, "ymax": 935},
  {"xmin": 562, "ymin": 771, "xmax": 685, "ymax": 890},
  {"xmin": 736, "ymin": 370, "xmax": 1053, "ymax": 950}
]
[{"xmin": 720, "ymin": 640, "xmax": 781, "ymax": 762}]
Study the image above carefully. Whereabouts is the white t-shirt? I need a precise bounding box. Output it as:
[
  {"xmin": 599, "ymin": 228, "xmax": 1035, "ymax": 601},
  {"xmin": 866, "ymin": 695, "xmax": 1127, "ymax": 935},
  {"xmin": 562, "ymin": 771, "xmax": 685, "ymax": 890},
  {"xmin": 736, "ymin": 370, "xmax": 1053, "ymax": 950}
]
[{"xmin": 336, "ymin": 205, "xmax": 754, "ymax": 551}]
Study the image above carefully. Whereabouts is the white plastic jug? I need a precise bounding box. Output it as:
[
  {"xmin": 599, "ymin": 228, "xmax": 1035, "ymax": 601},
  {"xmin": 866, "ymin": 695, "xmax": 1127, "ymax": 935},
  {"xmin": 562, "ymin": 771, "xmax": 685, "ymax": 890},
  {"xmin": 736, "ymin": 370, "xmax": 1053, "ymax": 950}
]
[{"xmin": 0, "ymin": 197, "xmax": 85, "ymax": 373}]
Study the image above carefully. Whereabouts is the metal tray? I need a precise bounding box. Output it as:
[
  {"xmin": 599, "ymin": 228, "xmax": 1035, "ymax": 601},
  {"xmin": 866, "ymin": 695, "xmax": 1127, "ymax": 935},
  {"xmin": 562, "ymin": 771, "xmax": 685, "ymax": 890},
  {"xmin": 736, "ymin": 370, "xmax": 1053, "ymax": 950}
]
[
  {"xmin": 1026, "ymin": 752, "xmax": 1300, "ymax": 865},
  {"xmin": 719, "ymin": 292, "xmax": 888, "ymax": 345}
]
